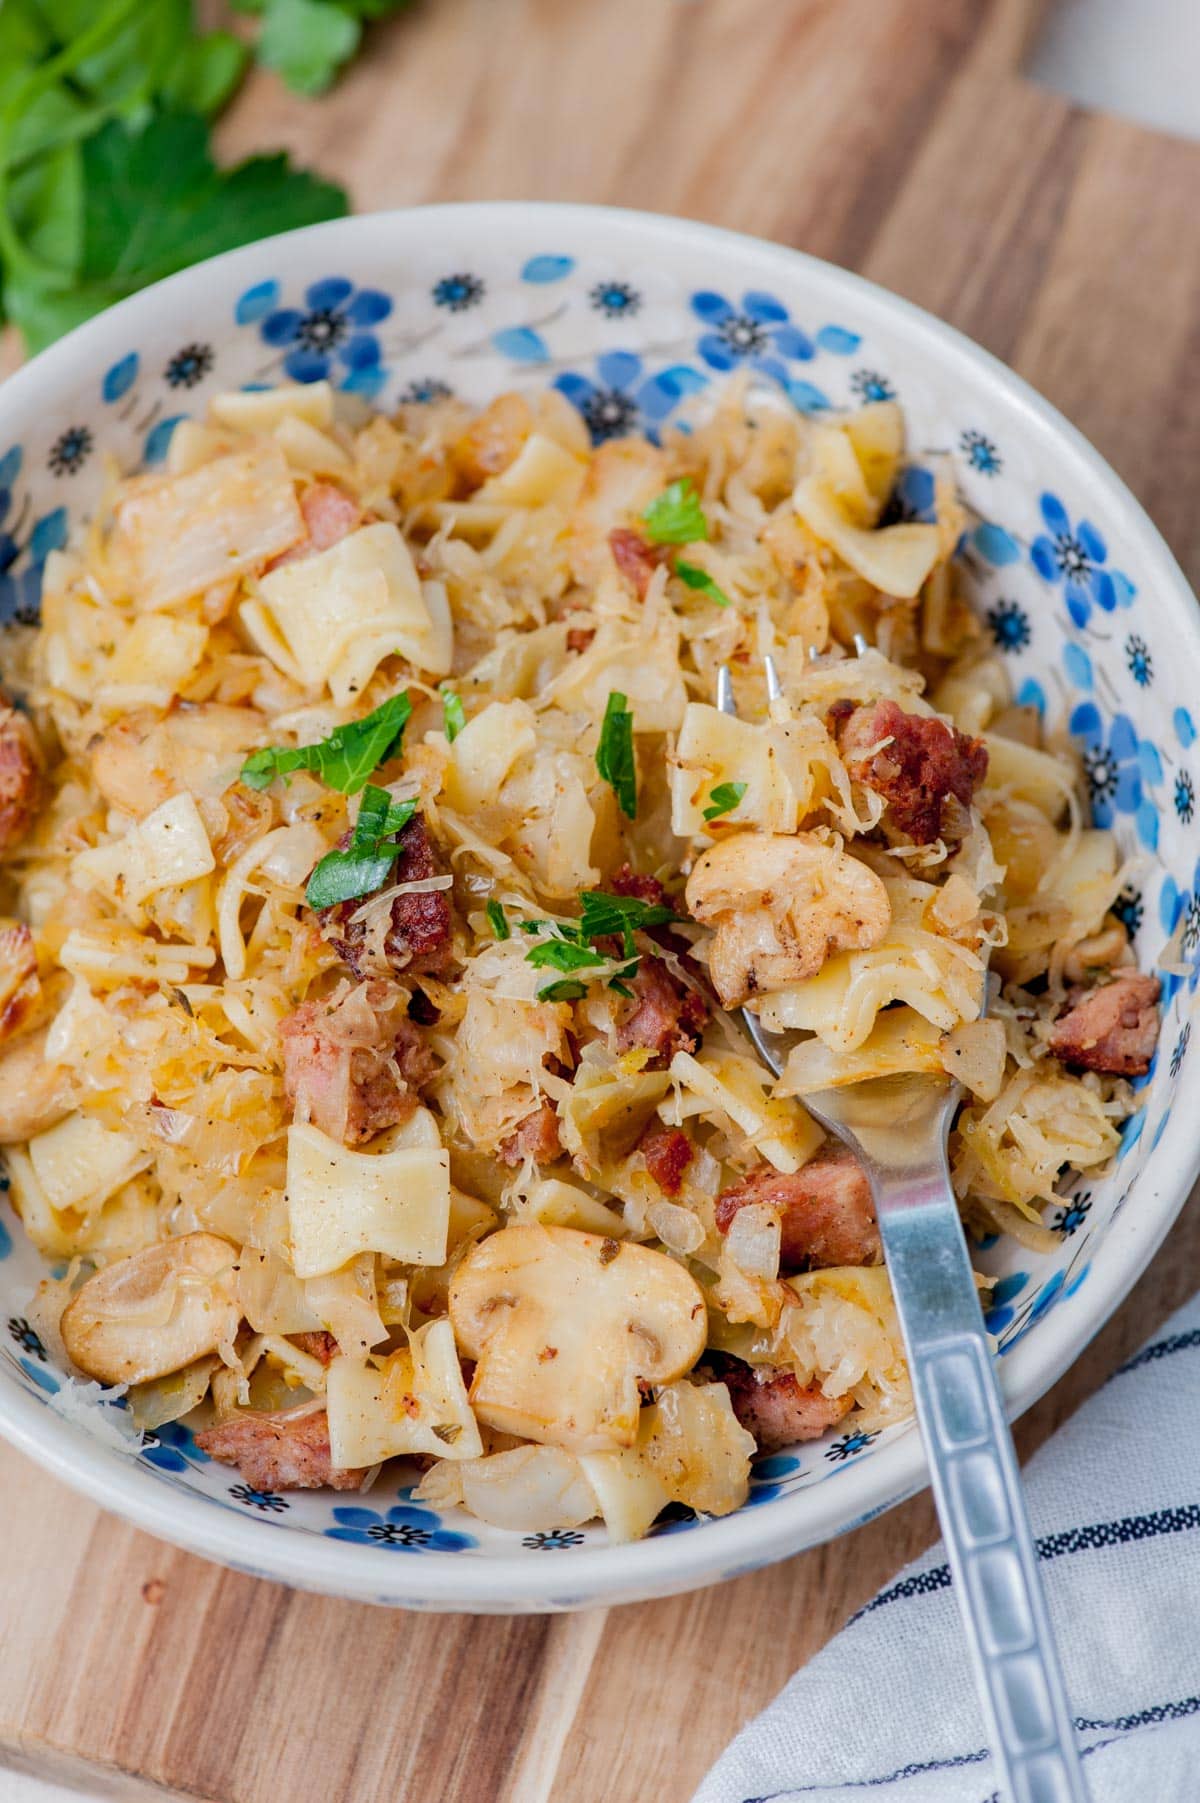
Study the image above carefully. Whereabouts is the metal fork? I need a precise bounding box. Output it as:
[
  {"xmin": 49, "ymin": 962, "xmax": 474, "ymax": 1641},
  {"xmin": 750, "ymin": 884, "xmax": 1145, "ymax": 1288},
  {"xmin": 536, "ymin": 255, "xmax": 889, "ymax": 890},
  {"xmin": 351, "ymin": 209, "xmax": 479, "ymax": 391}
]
[{"xmin": 716, "ymin": 653, "xmax": 1089, "ymax": 1803}]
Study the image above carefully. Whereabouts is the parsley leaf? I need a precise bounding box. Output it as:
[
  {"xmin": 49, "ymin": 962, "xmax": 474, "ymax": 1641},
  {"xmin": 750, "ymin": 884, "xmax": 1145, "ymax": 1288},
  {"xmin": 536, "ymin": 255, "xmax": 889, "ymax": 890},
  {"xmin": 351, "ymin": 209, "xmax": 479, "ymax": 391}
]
[
  {"xmin": 537, "ymin": 978, "xmax": 590, "ymax": 1003},
  {"xmin": 486, "ymin": 899, "xmax": 510, "ymax": 940},
  {"xmin": 577, "ymin": 890, "xmax": 676, "ymax": 939},
  {"xmin": 254, "ymin": 0, "xmax": 361, "ymax": 96},
  {"xmin": 4, "ymin": 108, "xmax": 347, "ymax": 356},
  {"xmin": 596, "ymin": 691, "xmax": 637, "ymax": 820},
  {"xmin": 240, "ymin": 692, "xmax": 412, "ymax": 795},
  {"xmin": 674, "ymin": 558, "xmax": 730, "ymax": 608},
  {"xmin": 441, "ymin": 687, "xmax": 466, "ymax": 743},
  {"xmin": 703, "ymin": 781, "xmax": 748, "ymax": 821},
  {"xmin": 232, "ymin": 0, "xmax": 415, "ymax": 96},
  {"xmin": 305, "ymin": 785, "xmax": 417, "ymax": 910},
  {"xmin": 641, "ymin": 478, "xmax": 708, "ymax": 546},
  {"xmin": 526, "ymin": 938, "xmax": 608, "ymax": 976}
]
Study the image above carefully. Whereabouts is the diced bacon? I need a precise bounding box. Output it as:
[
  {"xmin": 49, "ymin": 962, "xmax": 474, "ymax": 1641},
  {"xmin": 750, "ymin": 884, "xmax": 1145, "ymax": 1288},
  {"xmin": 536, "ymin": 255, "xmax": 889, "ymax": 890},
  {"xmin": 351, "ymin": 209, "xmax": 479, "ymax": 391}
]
[
  {"xmin": 0, "ymin": 698, "xmax": 41, "ymax": 853},
  {"xmin": 836, "ymin": 698, "xmax": 988, "ymax": 845},
  {"xmin": 0, "ymin": 922, "xmax": 39, "ymax": 1042},
  {"xmin": 608, "ymin": 863, "xmax": 669, "ymax": 909},
  {"xmin": 498, "ymin": 1098, "xmax": 562, "ymax": 1167},
  {"xmin": 301, "ymin": 482, "xmax": 363, "ymax": 551},
  {"xmin": 1047, "ymin": 971, "xmax": 1161, "ymax": 1076},
  {"xmin": 196, "ymin": 1406, "xmax": 365, "ymax": 1491},
  {"xmin": 640, "ymin": 1121, "xmax": 694, "ymax": 1196},
  {"xmin": 715, "ymin": 1146, "xmax": 880, "ymax": 1270},
  {"xmin": 324, "ymin": 816, "xmax": 454, "ymax": 980},
  {"xmin": 615, "ymin": 954, "xmax": 708, "ymax": 1066},
  {"xmin": 279, "ymin": 979, "xmax": 434, "ymax": 1146},
  {"xmin": 716, "ymin": 1358, "xmax": 854, "ymax": 1451},
  {"xmin": 292, "ymin": 1331, "xmax": 339, "ymax": 1365},
  {"xmin": 566, "ymin": 623, "xmax": 596, "ymax": 655},
  {"xmin": 265, "ymin": 482, "xmax": 363, "ymax": 570},
  {"xmin": 609, "ymin": 527, "xmax": 668, "ymax": 598}
]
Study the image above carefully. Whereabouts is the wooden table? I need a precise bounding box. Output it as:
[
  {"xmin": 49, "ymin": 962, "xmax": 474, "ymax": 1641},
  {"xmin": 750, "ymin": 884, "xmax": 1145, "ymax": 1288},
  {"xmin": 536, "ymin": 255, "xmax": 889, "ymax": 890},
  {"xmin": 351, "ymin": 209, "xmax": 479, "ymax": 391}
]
[{"xmin": 4, "ymin": 2, "xmax": 1200, "ymax": 1797}]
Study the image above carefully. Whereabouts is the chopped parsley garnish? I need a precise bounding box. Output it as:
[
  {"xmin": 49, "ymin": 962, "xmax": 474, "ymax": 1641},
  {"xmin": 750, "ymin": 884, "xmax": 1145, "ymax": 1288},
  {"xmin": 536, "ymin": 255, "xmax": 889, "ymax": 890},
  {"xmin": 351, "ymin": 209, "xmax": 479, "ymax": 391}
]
[
  {"xmin": 305, "ymin": 785, "xmax": 417, "ymax": 910},
  {"xmin": 674, "ymin": 559, "xmax": 730, "ymax": 608},
  {"xmin": 521, "ymin": 885, "xmax": 675, "ymax": 1001},
  {"xmin": 241, "ymin": 692, "xmax": 412, "ymax": 795},
  {"xmin": 486, "ymin": 899, "xmax": 510, "ymax": 940},
  {"xmin": 538, "ymin": 978, "xmax": 591, "ymax": 1003},
  {"xmin": 526, "ymin": 939, "xmax": 609, "ymax": 977},
  {"xmin": 703, "ymin": 781, "xmax": 748, "ymax": 821},
  {"xmin": 641, "ymin": 478, "xmax": 709, "ymax": 546},
  {"xmin": 596, "ymin": 691, "xmax": 637, "ymax": 820},
  {"xmin": 577, "ymin": 889, "xmax": 676, "ymax": 944},
  {"xmin": 441, "ymin": 687, "xmax": 466, "ymax": 743}
]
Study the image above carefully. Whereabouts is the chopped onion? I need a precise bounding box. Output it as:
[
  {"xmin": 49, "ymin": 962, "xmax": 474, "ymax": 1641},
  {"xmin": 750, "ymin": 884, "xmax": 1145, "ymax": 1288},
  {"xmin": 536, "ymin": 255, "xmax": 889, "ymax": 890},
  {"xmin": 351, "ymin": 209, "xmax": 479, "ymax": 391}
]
[
  {"xmin": 415, "ymin": 1445, "xmax": 599, "ymax": 1532},
  {"xmin": 724, "ymin": 1200, "xmax": 781, "ymax": 1281},
  {"xmin": 647, "ymin": 1200, "xmax": 705, "ymax": 1255}
]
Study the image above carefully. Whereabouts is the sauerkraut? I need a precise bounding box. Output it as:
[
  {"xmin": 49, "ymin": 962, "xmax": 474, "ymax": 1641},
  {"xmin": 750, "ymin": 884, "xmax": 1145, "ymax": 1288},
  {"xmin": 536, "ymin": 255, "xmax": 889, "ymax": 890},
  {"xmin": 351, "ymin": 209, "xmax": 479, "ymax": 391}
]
[{"xmin": 0, "ymin": 375, "xmax": 1156, "ymax": 1542}]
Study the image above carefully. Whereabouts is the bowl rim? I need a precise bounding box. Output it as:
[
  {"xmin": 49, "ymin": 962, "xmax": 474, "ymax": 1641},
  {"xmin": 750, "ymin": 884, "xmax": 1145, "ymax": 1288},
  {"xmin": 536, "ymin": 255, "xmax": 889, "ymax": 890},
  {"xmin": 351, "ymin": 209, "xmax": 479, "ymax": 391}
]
[{"xmin": 2, "ymin": 198, "xmax": 1198, "ymax": 1611}]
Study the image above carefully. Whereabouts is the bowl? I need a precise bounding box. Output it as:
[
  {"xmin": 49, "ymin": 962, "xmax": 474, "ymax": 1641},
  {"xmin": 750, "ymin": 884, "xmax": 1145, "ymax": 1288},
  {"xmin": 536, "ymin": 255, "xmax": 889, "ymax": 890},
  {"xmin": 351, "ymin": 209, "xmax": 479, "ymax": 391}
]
[{"xmin": 1, "ymin": 203, "xmax": 1198, "ymax": 1613}]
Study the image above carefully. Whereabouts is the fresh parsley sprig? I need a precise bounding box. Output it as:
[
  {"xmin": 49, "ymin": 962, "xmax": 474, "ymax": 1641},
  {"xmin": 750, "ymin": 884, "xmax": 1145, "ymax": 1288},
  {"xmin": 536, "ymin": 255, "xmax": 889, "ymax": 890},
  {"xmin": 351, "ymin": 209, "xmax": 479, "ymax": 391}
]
[
  {"xmin": 486, "ymin": 899, "xmax": 510, "ymax": 940},
  {"xmin": 0, "ymin": 0, "xmax": 419, "ymax": 357},
  {"xmin": 441, "ymin": 687, "xmax": 466, "ymax": 743},
  {"xmin": 305, "ymin": 784, "xmax": 417, "ymax": 910},
  {"xmin": 675, "ymin": 559, "xmax": 730, "ymax": 608},
  {"xmin": 596, "ymin": 691, "xmax": 637, "ymax": 820},
  {"xmin": 641, "ymin": 478, "xmax": 708, "ymax": 546},
  {"xmin": 241, "ymin": 692, "xmax": 412, "ymax": 796},
  {"xmin": 639, "ymin": 482, "xmax": 731, "ymax": 606},
  {"xmin": 519, "ymin": 886, "xmax": 677, "ymax": 1002},
  {"xmin": 703, "ymin": 781, "xmax": 748, "ymax": 821}
]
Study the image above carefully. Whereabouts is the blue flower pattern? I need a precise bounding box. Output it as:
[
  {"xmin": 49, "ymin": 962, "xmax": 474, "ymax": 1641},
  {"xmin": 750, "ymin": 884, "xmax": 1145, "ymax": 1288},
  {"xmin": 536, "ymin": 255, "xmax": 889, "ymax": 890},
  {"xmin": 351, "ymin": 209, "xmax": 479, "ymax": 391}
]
[
  {"xmin": 325, "ymin": 1497, "xmax": 477, "ymax": 1552},
  {"xmin": 0, "ymin": 246, "xmax": 1191, "ymax": 1561},
  {"xmin": 554, "ymin": 350, "xmax": 708, "ymax": 444},
  {"xmin": 1031, "ymin": 491, "xmax": 1134, "ymax": 628},
  {"xmin": 259, "ymin": 276, "xmax": 393, "ymax": 396},
  {"xmin": 1069, "ymin": 701, "xmax": 1160, "ymax": 850},
  {"xmin": 987, "ymin": 600, "xmax": 1031, "ymax": 651}
]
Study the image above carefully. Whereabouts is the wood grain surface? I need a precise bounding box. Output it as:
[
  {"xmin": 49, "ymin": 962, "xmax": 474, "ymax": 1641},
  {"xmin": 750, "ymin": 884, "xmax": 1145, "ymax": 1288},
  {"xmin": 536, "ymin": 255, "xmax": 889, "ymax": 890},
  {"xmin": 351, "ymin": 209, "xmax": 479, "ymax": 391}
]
[{"xmin": 3, "ymin": 2, "xmax": 1200, "ymax": 1798}]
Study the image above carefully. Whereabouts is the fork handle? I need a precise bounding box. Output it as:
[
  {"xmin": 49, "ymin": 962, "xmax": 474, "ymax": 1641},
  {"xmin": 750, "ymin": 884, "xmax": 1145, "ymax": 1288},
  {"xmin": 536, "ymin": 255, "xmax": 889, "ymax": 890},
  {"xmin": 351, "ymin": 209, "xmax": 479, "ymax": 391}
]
[{"xmin": 871, "ymin": 1161, "xmax": 1090, "ymax": 1803}]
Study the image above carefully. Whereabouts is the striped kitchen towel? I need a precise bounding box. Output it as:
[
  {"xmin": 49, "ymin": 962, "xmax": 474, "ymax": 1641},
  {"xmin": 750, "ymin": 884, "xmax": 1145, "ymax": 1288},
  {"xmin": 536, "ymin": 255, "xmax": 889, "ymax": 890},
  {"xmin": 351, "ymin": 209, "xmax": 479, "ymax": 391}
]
[{"xmin": 693, "ymin": 1289, "xmax": 1200, "ymax": 1802}]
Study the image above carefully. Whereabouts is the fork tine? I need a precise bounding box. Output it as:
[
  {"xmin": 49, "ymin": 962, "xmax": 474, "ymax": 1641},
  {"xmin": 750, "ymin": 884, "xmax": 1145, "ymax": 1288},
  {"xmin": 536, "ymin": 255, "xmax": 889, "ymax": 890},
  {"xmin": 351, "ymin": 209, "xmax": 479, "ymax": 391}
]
[
  {"xmin": 807, "ymin": 644, "xmax": 821, "ymax": 663},
  {"xmin": 852, "ymin": 632, "xmax": 870, "ymax": 658},
  {"xmin": 715, "ymin": 663, "xmax": 737, "ymax": 716},
  {"xmin": 763, "ymin": 653, "xmax": 782, "ymax": 702}
]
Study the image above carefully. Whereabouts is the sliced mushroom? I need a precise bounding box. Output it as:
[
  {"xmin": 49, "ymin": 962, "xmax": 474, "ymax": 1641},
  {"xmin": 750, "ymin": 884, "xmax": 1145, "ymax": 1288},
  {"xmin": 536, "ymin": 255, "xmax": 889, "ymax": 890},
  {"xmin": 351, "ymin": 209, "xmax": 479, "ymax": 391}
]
[
  {"xmin": 0, "ymin": 921, "xmax": 39, "ymax": 1043},
  {"xmin": 685, "ymin": 831, "xmax": 891, "ymax": 1009},
  {"xmin": 449, "ymin": 1223, "xmax": 707, "ymax": 1453},
  {"xmin": 61, "ymin": 1232, "xmax": 241, "ymax": 1385},
  {"xmin": 0, "ymin": 1021, "xmax": 73, "ymax": 1144}
]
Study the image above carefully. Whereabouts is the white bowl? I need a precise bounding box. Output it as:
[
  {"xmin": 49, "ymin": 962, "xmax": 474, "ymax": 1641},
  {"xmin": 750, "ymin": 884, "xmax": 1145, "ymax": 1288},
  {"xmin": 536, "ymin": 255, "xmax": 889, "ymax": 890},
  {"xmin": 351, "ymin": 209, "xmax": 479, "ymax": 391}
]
[{"xmin": 1, "ymin": 203, "xmax": 1198, "ymax": 1613}]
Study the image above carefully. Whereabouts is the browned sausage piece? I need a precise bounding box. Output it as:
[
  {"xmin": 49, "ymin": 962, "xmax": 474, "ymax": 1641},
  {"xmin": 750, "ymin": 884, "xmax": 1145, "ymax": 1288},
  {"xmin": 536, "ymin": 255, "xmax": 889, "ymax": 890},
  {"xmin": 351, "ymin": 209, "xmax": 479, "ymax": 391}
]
[
  {"xmin": 196, "ymin": 1406, "xmax": 365, "ymax": 1491},
  {"xmin": 1046, "ymin": 971, "xmax": 1161, "ymax": 1076},
  {"xmin": 279, "ymin": 980, "xmax": 434, "ymax": 1146},
  {"xmin": 715, "ymin": 1146, "xmax": 881, "ymax": 1271},
  {"xmin": 640, "ymin": 1121, "xmax": 695, "ymax": 1197},
  {"xmin": 498, "ymin": 1098, "xmax": 562, "ymax": 1168},
  {"xmin": 322, "ymin": 816, "xmax": 454, "ymax": 981},
  {"xmin": 717, "ymin": 1358, "xmax": 854, "ymax": 1451},
  {"xmin": 836, "ymin": 699, "xmax": 987, "ymax": 845}
]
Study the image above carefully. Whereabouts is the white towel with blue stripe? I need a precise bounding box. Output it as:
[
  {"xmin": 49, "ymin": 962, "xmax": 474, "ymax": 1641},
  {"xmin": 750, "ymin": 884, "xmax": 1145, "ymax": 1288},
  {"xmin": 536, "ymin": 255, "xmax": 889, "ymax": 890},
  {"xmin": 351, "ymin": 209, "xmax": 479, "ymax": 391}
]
[{"xmin": 692, "ymin": 1290, "xmax": 1200, "ymax": 1803}]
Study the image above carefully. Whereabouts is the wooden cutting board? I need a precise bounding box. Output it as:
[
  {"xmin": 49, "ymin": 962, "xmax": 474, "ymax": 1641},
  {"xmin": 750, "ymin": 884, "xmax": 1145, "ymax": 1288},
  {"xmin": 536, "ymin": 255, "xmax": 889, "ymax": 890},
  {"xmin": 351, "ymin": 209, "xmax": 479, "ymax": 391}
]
[{"xmin": 4, "ymin": 2, "xmax": 1200, "ymax": 1797}]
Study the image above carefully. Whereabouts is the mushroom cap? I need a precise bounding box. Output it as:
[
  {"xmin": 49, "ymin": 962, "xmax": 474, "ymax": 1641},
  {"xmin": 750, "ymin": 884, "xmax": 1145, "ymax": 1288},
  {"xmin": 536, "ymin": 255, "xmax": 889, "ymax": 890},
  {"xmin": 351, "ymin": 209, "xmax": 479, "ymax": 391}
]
[
  {"xmin": 61, "ymin": 1231, "xmax": 241, "ymax": 1386},
  {"xmin": 449, "ymin": 1223, "xmax": 707, "ymax": 1453},
  {"xmin": 685, "ymin": 830, "xmax": 891, "ymax": 1008}
]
